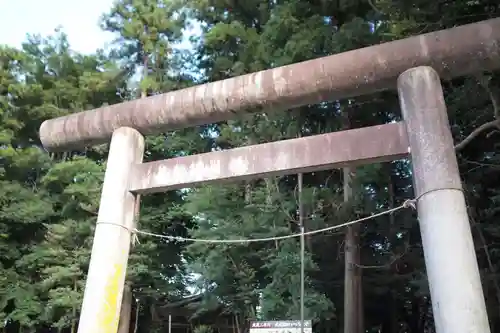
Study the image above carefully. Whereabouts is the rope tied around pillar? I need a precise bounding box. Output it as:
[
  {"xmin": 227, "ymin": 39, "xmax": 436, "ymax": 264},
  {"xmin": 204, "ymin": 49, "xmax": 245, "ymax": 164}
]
[
  {"xmin": 95, "ymin": 221, "xmax": 140, "ymax": 245},
  {"xmin": 403, "ymin": 187, "xmax": 464, "ymax": 211}
]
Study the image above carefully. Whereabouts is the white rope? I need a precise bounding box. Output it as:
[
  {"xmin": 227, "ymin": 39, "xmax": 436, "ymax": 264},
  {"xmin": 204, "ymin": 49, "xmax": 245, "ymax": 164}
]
[
  {"xmin": 133, "ymin": 199, "xmax": 416, "ymax": 244},
  {"xmin": 96, "ymin": 221, "xmax": 140, "ymax": 244}
]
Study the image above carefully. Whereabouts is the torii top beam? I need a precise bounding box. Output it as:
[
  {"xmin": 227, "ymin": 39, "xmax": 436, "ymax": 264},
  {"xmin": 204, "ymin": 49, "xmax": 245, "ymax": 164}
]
[{"xmin": 40, "ymin": 18, "xmax": 500, "ymax": 151}]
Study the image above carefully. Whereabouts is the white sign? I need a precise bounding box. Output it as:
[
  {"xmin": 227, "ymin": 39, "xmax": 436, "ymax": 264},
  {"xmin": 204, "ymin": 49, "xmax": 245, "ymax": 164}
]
[{"xmin": 250, "ymin": 320, "xmax": 312, "ymax": 333}]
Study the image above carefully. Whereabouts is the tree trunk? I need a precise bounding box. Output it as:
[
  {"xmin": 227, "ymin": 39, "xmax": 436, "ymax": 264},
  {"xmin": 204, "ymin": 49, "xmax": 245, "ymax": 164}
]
[
  {"xmin": 141, "ymin": 52, "xmax": 149, "ymax": 98},
  {"xmin": 471, "ymin": 213, "xmax": 500, "ymax": 320},
  {"xmin": 264, "ymin": 178, "xmax": 279, "ymax": 250},
  {"xmin": 71, "ymin": 278, "xmax": 78, "ymax": 333},
  {"xmin": 235, "ymin": 314, "xmax": 242, "ymax": 333},
  {"xmin": 387, "ymin": 165, "xmax": 399, "ymax": 333},
  {"xmin": 342, "ymin": 107, "xmax": 363, "ymax": 333},
  {"xmin": 133, "ymin": 299, "xmax": 140, "ymax": 333},
  {"xmin": 343, "ymin": 167, "xmax": 364, "ymax": 333},
  {"xmin": 118, "ymin": 284, "xmax": 133, "ymax": 333}
]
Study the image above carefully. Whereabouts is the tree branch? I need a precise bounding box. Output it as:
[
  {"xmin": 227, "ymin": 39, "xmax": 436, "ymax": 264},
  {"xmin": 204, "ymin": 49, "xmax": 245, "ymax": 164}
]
[
  {"xmin": 454, "ymin": 73, "xmax": 500, "ymax": 151},
  {"xmin": 355, "ymin": 242, "xmax": 410, "ymax": 270},
  {"xmin": 476, "ymin": 73, "xmax": 500, "ymax": 119},
  {"xmin": 454, "ymin": 119, "xmax": 500, "ymax": 151}
]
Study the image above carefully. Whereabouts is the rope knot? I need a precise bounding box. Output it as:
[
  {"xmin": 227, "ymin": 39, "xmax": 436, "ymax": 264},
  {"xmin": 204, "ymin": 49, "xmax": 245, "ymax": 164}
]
[
  {"xmin": 132, "ymin": 229, "xmax": 140, "ymax": 245},
  {"xmin": 403, "ymin": 199, "xmax": 416, "ymax": 210}
]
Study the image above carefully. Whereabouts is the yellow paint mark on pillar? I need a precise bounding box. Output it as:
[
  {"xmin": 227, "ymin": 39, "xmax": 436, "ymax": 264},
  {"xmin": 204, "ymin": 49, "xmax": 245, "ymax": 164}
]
[{"xmin": 98, "ymin": 263, "xmax": 124, "ymax": 333}]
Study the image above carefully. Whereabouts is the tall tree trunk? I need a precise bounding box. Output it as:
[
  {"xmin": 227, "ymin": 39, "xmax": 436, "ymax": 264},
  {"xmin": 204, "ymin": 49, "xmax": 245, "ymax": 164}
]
[
  {"xmin": 343, "ymin": 167, "xmax": 363, "ymax": 333},
  {"xmin": 470, "ymin": 212, "xmax": 500, "ymax": 320},
  {"xmin": 387, "ymin": 165, "xmax": 399, "ymax": 333},
  {"xmin": 71, "ymin": 278, "xmax": 78, "ymax": 333},
  {"xmin": 118, "ymin": 284, "xmax": 133, "ymax": 333},
  {"xmin": 342, "ymin": 109, "xmax": 363, "ymax": 333},
  {"xmin": 133, "ymin": 299, "xmax": 140, "ymax": 333},
  {"xmin": 264, "ymin": 178, "xmax": 279, "ymax": 250},
  {"xmin": 235, "ymin": 314, "xmax": 242, "ymax": 333},
  {"xmin": 141, "ymin": 54, "xmax": 149, "ymax": 99}
]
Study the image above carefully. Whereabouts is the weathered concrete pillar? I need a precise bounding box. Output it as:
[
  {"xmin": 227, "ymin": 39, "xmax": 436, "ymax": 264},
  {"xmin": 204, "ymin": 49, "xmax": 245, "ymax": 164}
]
[
  {"xmin": 77, "ymin": 127, "xmax": 144, "ymax": 333},
  {"xmin": 398, "ymin": 66, "xmax": 490, "ymax": 333}
]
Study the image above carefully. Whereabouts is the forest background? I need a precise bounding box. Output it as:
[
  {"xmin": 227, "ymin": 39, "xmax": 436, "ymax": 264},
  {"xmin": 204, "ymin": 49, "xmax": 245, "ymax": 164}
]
[{"xmin": 1, "ymin": 0, "xmax": 500, "ymax": 333}]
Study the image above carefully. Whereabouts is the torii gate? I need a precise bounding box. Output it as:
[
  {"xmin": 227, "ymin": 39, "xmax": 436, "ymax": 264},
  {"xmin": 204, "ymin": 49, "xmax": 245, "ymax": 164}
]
[{"xmin": 39, "ymin": 18, "xmax": 500, "ymax": 333}]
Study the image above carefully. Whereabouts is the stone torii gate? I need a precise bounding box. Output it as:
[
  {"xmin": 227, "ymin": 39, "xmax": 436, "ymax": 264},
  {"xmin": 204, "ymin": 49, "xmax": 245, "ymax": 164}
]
[{"xmin": 39, "ymin": 18, "xmax": 500, "ymax": 333}]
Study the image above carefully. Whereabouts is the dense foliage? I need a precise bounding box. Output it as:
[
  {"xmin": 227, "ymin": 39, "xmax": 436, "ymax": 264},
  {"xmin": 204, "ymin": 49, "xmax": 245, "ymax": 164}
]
[{"xmin": 1, "ymin": 1, "xmax": 500, "ymax": 333}]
